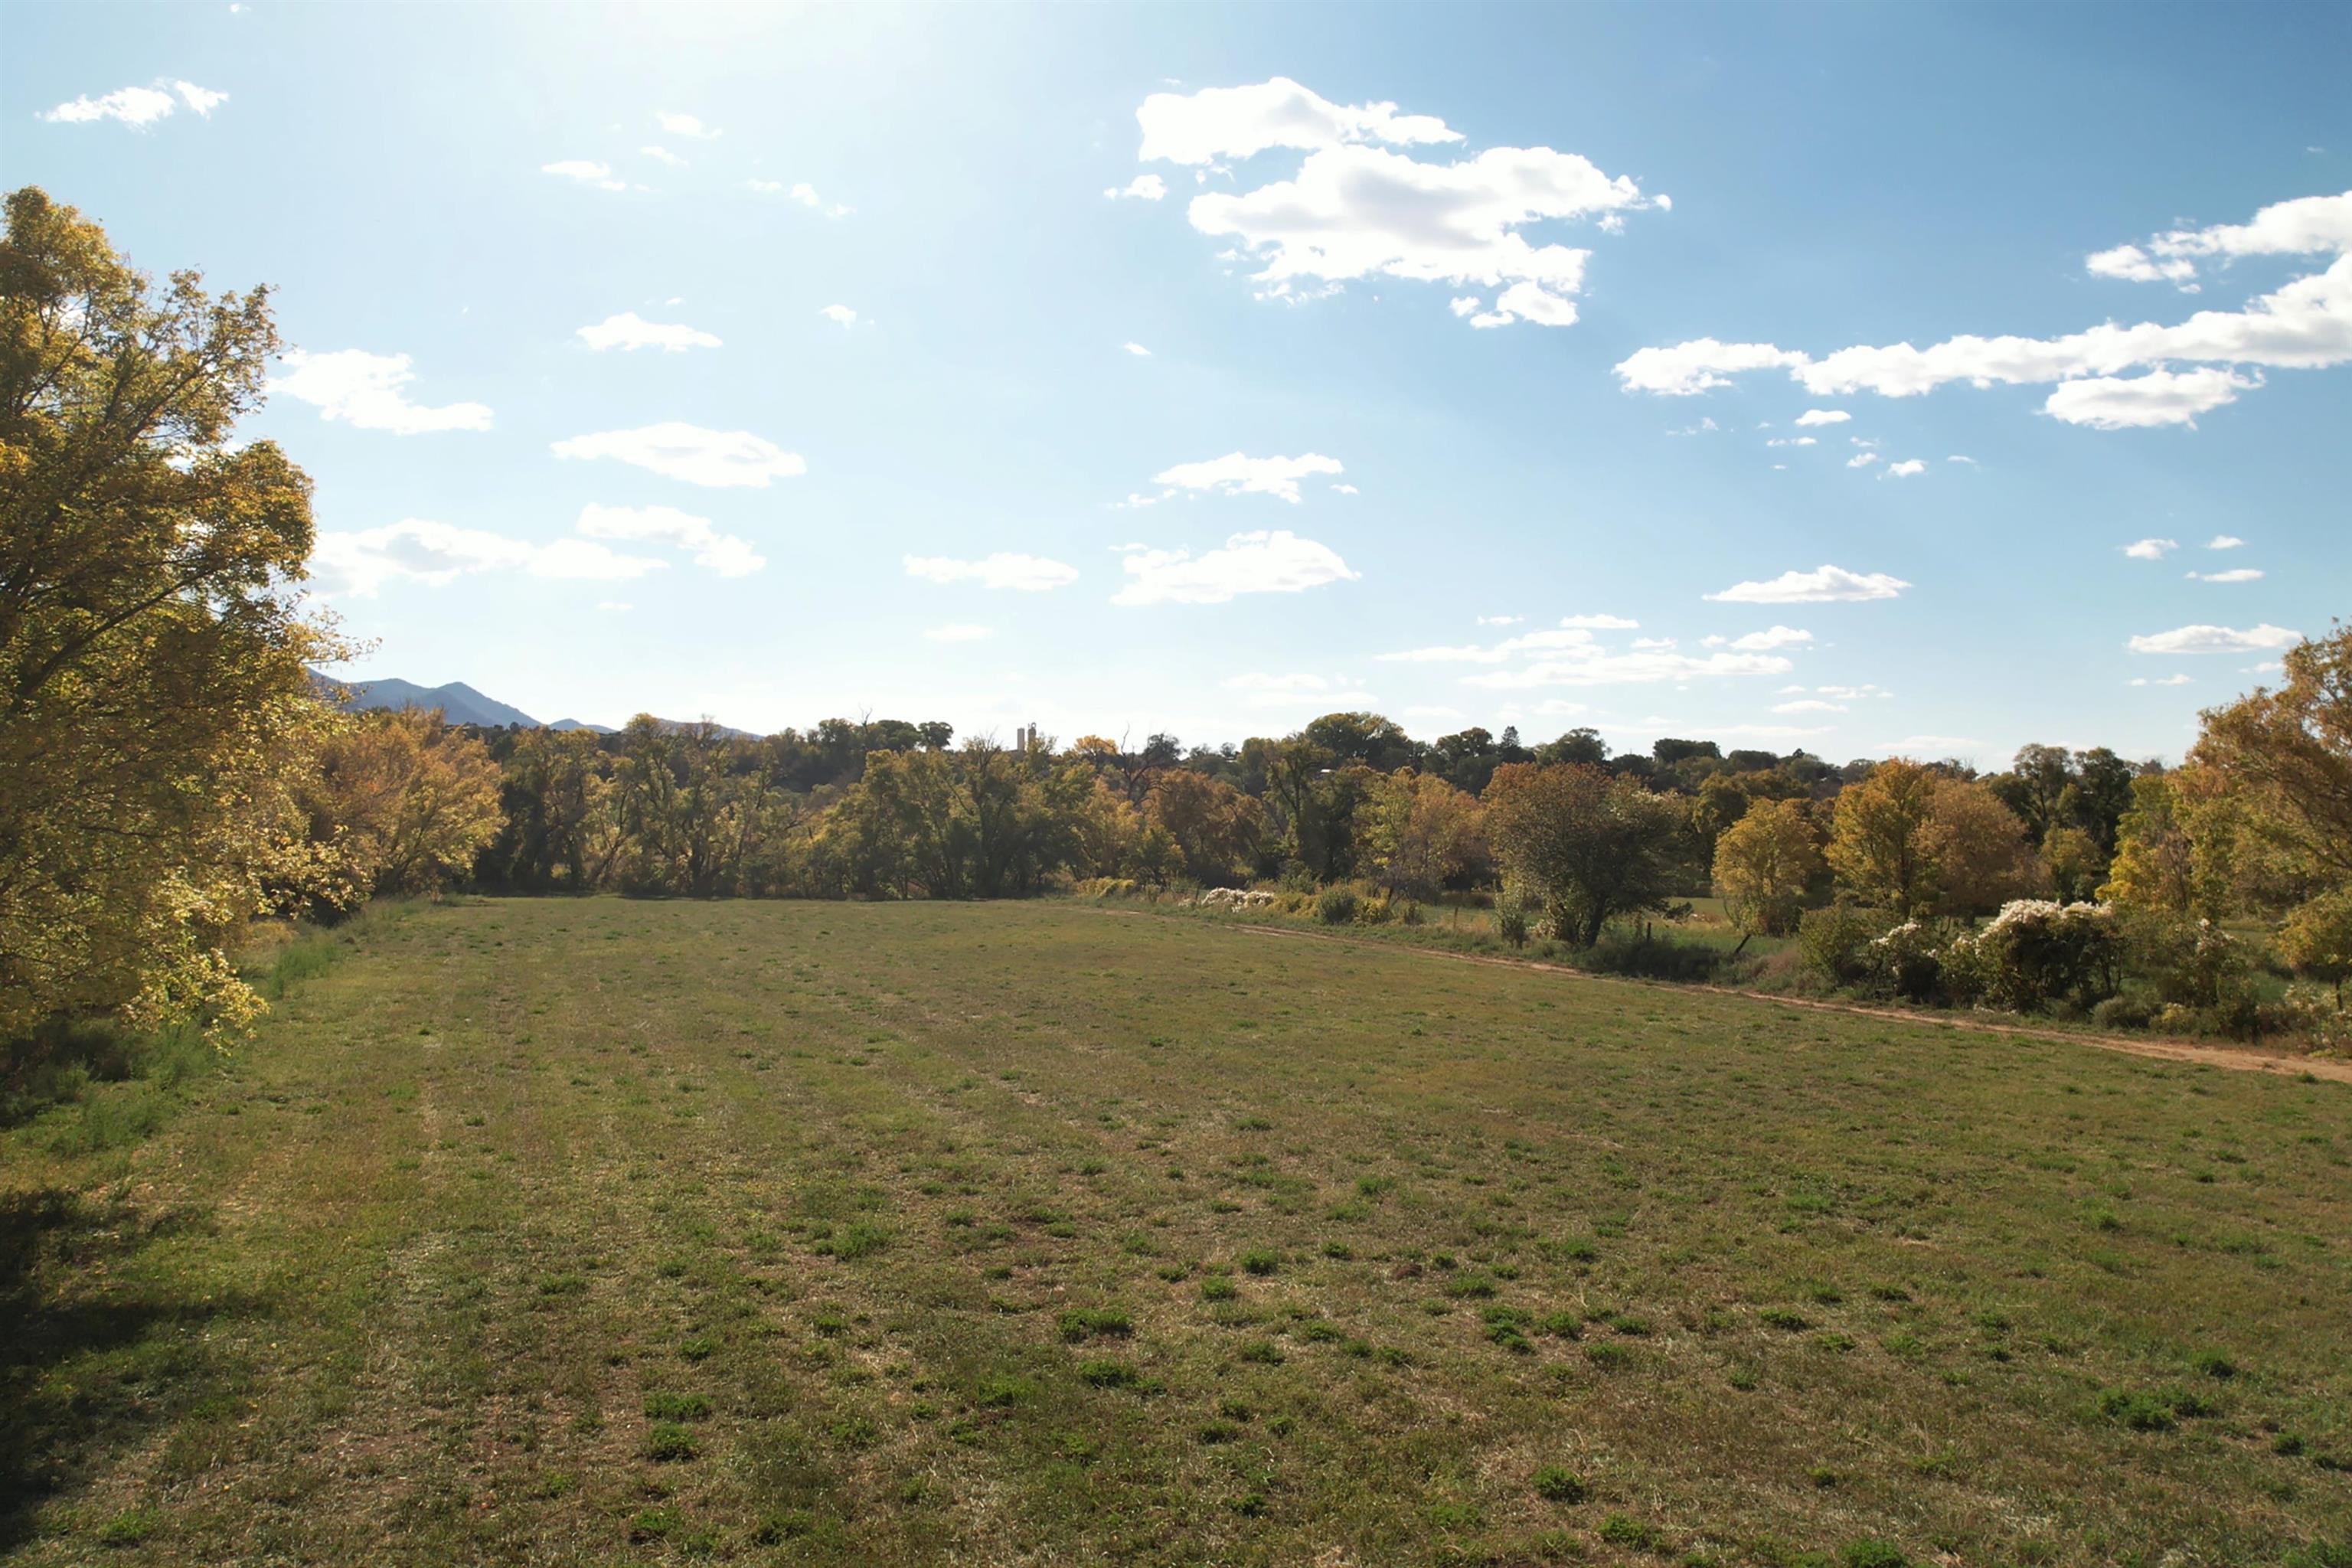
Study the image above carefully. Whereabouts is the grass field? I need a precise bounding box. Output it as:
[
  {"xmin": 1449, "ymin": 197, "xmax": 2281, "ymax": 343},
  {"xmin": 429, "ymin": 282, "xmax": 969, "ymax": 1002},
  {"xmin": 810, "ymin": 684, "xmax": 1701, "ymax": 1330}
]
[{"xmin": 5, "ymin": 898, "xmax": 2350, "ymax": 1567}]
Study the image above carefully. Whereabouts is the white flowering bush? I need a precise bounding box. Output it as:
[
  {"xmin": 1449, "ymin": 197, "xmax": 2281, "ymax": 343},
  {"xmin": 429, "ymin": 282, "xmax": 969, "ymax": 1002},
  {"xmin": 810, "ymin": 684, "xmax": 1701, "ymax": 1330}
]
[
  {"xmin": 1865, "ymin": 920, "xmax": 1945, "ymax": 1001},
  {"xmin": 1965, "ymin": 900, "xmax": 2125, "ymax": 1014}
]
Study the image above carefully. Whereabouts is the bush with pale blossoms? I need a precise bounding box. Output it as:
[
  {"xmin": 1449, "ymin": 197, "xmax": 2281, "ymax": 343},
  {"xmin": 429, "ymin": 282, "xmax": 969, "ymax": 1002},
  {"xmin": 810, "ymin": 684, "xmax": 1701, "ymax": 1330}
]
[
  {"xmin": 1960, "ymin": 900, "xmax": 2125, "ymax": 1014},
  {"xmin": 1865, "ymin": 920, "xmax": 1946, "ymax": 1002}
]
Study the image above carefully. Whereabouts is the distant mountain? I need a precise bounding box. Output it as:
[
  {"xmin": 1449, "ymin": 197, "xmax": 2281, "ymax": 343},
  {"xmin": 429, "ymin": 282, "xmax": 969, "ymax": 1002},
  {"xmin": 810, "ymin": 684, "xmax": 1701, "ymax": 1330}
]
[{"xmin": 310, "ymin": 671, "xmax": 607, "ymax": 731}]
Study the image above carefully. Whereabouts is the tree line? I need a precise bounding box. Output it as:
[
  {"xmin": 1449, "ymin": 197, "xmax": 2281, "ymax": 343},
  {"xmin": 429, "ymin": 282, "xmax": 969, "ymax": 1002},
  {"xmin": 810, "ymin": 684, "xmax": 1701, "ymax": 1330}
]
[{"xmin": 5, "ymin": 184, "xmax": 2347, "ymax": 1062}]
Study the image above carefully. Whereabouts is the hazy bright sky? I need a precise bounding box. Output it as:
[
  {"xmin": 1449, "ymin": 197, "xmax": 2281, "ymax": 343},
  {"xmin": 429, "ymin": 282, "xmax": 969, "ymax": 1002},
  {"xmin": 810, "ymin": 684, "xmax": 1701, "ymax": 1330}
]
[{"xmin": 7, "ymin": 2, "xmax": 2348, "ymax": 760}]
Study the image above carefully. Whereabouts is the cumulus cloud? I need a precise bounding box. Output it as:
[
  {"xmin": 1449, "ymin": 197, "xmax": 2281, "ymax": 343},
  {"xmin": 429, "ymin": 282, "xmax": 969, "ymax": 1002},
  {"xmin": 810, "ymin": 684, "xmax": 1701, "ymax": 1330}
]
[
  {"xmin": 1794, "ymin": 409, "xmax": 1851, "ymax": 426},
  {"xmin": 748, "ymin": 179, "xmax": 849, "ymax": 215},
  {"xmin": 1883, "ymin": 459, "xmax": 1927, "ymax": 478},
  {"xmin": 1223, "ymin": 671, "xmax": 1380, "ymax": 708},
  {"xmin": 1131, "ymin": 77, "xmax": 1657, "ymax": 328},
  {"xmin": 310, "ymin": 519, "xmax": 663, "ymax": 598},
  {"xmin": 818, "ymin": 304, "xmax": 858, "ymax": 328},
  {"xmin": 1846, "ymin": 451, "xmax": 1881, "ymax": 469},
  {"xmin": 1106, "ymin": 174, "xmax": 1168, "ymax": 201},
  {"xmin": 1766, "ymin": 436, "xmax": 1818, "ymax": 448},
  {"xmin": 1614, "ymin": 190, "xmax": 2352, "ymax": 424},
  {"xmin": 2209, "ymin": 534, "xmax": 2246, "ymax": 550},
  {"xmin": 2043, "ymin": 367, "xmax": 2259, "ymax": 429},
  {"xmin": 2127, "ymin": 622, "xmax": 2304, "ymax": 655},
  {"xmin": 270, "ymin": 350, "xmax": 492, "ymax": 435},
  {"xmin": 1148, "ymin": 452, "xmax": 1344, "ymax": 504},
  {"xmin": 2129, "ymin": 674, "xmax": 2194, "ymax": 687},
  {"xmin": 1112, "ymin": 530, "xmax": 1356, "ymax": 605},
  {"xmin": 655, "ymin": 110, "xmax": 720, "ymax": 140},
  {"xmin": 1705, "ymin": 565, "xmax": 1909, "ymax": 604},
  {"xmin": 1476, "ymin": 614, "xmax": 1524, "ymax": 626},
  {"xmin": 543, "ymin": 160, "xmax": 627, "ymax": 191},
  {"xmin": 1560, "ymin": 614, "xmax": 1639, "ymax": 629},
  {"xmin": 2189, "ymin": 567, "xmax": 2265, "ymax": 583},
  {"xmin": 1462, "ymin": 649, "xmax": 1794, "ymax": 690},
  {"xmin": 2089, "ymin": 191, "xmax": 2352, "ymax": 288},
  {"xmin": 576, "ymin": 503, "xmax": 763, "ymax": 577},
  {"xmin": 923, "ymin": 624, "xmax": 994, "ymax": 642},
  {"xmin": 1124, "ymin": 341, "xmax": 1152, "ymax": 356},
  {"xmin": 641, "ymin": 145, "xmax": 687, "ymax": 168},
  {"xmin": 1773, "ymin": 698, "xmax": 1848, "ymax": 713},
  {"xmin": 43, "ymin": 80, "xmax": 224, "ymax": 126},
  {"xmin": 550, "ymin": 423, "xmax": 805, "ymax": 488},
  {"xmin": 576, "ymin": 312, "xmax": 721, "ymax": 352},
  {"xmin": 903, "ymin": 554, "xmax": 1079, "ymax": 592},
  {"xmin": 2123, "ymin": 537, "xmax": 2179, "ymax": 560},
  {"xmin": 1723, "ymin": 625, "xmax": 1813, "ymax": 651}
]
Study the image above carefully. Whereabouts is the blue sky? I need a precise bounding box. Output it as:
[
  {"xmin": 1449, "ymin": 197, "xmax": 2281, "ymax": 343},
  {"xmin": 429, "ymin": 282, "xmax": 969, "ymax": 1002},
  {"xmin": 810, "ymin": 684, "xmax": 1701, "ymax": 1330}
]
[{"xmin": 7, "ymin": 2, "xmax": 2347, "ymax": 763}]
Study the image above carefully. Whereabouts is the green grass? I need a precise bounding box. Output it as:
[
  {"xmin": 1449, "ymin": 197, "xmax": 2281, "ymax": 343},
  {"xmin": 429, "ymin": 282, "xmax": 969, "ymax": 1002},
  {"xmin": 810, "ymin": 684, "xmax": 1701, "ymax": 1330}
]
[{"xmin": 3, "ymin": 896, "xmax": 2349, "ymax": 1565}]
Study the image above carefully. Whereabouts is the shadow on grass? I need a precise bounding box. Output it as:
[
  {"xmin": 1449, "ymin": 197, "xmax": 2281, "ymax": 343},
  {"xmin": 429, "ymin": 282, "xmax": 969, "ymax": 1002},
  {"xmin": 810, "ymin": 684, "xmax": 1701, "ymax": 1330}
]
[{"xmin": 0, "ymin": 1187, "xmax": 263, "ymax": 1552}]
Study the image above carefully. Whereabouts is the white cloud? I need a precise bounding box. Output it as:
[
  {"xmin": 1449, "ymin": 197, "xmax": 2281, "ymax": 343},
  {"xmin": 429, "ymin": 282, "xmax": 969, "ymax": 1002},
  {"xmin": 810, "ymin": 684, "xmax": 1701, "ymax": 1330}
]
[
  {"xmin": 1112, "ymin": 530, "xmax": 1356, "ymax": 606},
  {"xmin": 550, "ymin": 423, "xmax": 805, "ymax": 488},
  {"xmin": 1136, "ymin": 77, "xmax": 1462, "ymax": 164},
  {"xmin": 2123, "ymin": 537, "xmax": 2179, "ymax": 560},
  {"xmin": 2090, "ymin": 191, "xmax": 2352, "ymax": 287},
  {"xmin": 43, "ymin": 80, "xmax": 224, "ymax": 126},
  {"xmin": 1614, "ymin": 191, "xmax": 2352, "ymax": 421},
  {"xmin": 1462, "ymin": 649, "xmax": 1794, "ymax": 689},
  {"xmin": 2208, "ymin": 534, "xmax": 2246, "ymax": 549},
  {"xmin": 1948, "ymin": 454, "xmax": 1978, "ymax": 464},
  {"xmin": 1475, "ymin": 614, "xmax": 1524, "ymax": 626},
  {"xmin": 577, "ymin": 503, "xmax": 764, "ymax": 577},
  {"xmin": 1794, "ymin": 409, "xmax": 1851, "ymax": 426},
  {"xmin": 1612, "ymin": 338, "xmax": 1813, "ymax": 395},
  {"xmin": 1560, "ymin": 614, "xmax": 1639, "ymax": 629},
  {"xmin": 543, "ymin": 160, "xmax": 627, "ymax": 191},
  {"xmin": 1223, "ymin": 671, "xmax": 1379, "ymax": 709},
  {"xmin": 1766, "ymin": 436, "xmax": 1818, "ymax": 447},
  {"xmin": 818, "ymin": 304, "xmax": 858, "ymax": 328},
  {"xmin": 923, "ymin": 624, "xmax": 995, "ymax": 642},
  {"xmin": 1631, "ymin": 636, "xmax": 1676, "ymax": 649},
  {"xmin": 1772, "ymin": 698, "xmax": 1848, "ymax": 713},
  {"xmin": 2087, "ymin": 245, "xmax": 2200, "ymax": 288},
  {"xmin": 1879, "ymin": 734, "xmax": 1984, "ymax": 756},
  {"xmin": 1150, "ymin": 452, "xmax": 1343, "ymax": 504},
  {"xmin": 2127, "ymin": 622, "xmax": 2304, "ymax": 655},
  {"xmin": 1706, "ymin": 565, "xmax": 1909, "ymax": 604},
  {"xmin": 1883, "ymin": 459, "xmax": 1927, "ymax": 478},
  {"xmin": 2043, "ymin": 367, "xmax": 2259, "ymax": 429},
  {"xmin": 270, "ymin": 349, "xmax": 492, "ymax": 435},
  {"xmin": 1331, "ymin": 482, "xmax": 1359, "ymax": 495},
  {"xmin": 1105, "ymin": 175, "xmax": 1168, "ymax": 201},
  {"xmin": 642, "ymin": 145, "xmax": 687, "ymax": 168},
  {"xmin": 748, "ymin": 180, "xmax": 848, "ymax": 215},
  {"xmin": 903, "ymin": 553, "xmax": 1080, "ymax": 592},
  {"xmin": 576, "ymin": 312, "xmax": 721, "ymax": 352},
  {"xmin": 2128, "ymin": 674, "xmax": 2194, "ymax": 687},
  {"xmin": 310, "ymin": 519, "xmax": 663, "ymax": 598},
  {"xmin": 1135, "ymin": 77, "xmax": 1656, "ymax": 328},
  {"xmin": 1124, "ymin": 341, "xmax": 1152, "ymax": 357},
  {"xmin": 2189, "ymin": 567, "xmax": 2265, "ymax": 583},
  {"xmin": 655, "ymin": 110, "xmax": 720, "ymax": 140},
  {"xmin": 1846, "ymin": 451, "xmax": 1881, "ymax": 469},
  {"xmin": 1725, "ymin": 625, "xmax": 1813, "ymax": 651}
]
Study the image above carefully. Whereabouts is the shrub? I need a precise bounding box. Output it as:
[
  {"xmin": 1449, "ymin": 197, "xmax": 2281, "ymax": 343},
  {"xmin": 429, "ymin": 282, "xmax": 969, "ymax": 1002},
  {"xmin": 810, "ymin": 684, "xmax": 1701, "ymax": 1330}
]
[
  {"xmin": 1864, "ymin": 920, "xmax": 1944, "ymax": 1002},
  {"xmin": 1315, "ymin": 887, "xmax": 1359, "ymax": 926},
  {"xmin": 1965, "ymin": 900, "xmax": 2123, "ymax": 1014},
  {"xmin": 1798, "ymin": 903, "xmax": 1886, "ymax": 986},
  {"xmin": 1239, "ymin": 1248, "xmax": 1279, "ymax": 1276},
  {"xmin": 2091, "ymin": 995, "xmax": 2155, "ymax": 1031},
  {"xmin": 1056, "ymin": 1306, "xmax": 1132, "ymax": 1342},
  {"xmin": 1840, "ymin": 1544, "xmax": 1909, "ymax": 1568},
  {"xmin": 1356, "ymin": 891, "xmax": 1394, "ymax": 926},
  {"xmin": 2279, "ymin": 889, "xmax": 2352, "ymax": 1010},
  {"xmin": 2130, "ymin": 913, "xmax": 2254, "ymax": 1011},
  {"xmin": 1582, "ymin": 931, "xmax": 1721, "ymax": 982},
  {"xmin": 1495, "ymin": 890, "xmax": 1531, "ymax": 949}
]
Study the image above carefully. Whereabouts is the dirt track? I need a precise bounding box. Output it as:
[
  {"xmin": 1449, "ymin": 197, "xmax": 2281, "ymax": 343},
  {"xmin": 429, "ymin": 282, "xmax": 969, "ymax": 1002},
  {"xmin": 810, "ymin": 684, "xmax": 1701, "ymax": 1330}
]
[{"xmin": 1121, "ymin": 910, "xmax": 2352, "ymax": 1086}]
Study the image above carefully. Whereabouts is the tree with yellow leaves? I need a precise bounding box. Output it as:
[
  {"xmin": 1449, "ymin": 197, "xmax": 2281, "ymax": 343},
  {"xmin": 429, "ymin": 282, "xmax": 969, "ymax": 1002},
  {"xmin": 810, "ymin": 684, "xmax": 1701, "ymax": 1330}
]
[{"xmin": 1, "ymin": 188, "xmax": 338, "ymax": 1048}]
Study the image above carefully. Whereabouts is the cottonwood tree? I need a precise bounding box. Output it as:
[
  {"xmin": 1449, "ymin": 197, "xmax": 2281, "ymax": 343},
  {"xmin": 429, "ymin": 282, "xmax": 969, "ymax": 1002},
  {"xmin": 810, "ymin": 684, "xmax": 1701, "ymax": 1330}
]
[
  {"xmin": 1712, "ymin": 797, "xmax": 1822, "ymax": 938},
  {"xmin": 1481, "ymin": 763, "xmax": 1687, "ymax": 947},
  {"xmin": 0, "ymin": 187, "xmax": 334, "ymax": 1045},
  {"xmin": 2191, "ymin": 623, "xmax": 2352, "ymax": 889},
  {"xmin": 304, "ymin": 707, "xmax": 507, "ymax": 898},
  {"xmin": 1360, "ymin": 768, "xmax": 1486, "ymax": 901}
]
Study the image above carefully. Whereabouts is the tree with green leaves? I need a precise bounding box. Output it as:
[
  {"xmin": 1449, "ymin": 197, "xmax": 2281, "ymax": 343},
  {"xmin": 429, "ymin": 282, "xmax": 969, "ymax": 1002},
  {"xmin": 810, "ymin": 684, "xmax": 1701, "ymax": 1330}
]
[{"xmin": 1482, "ymin": 763, "xmax": 1687, "ymax": 948}]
